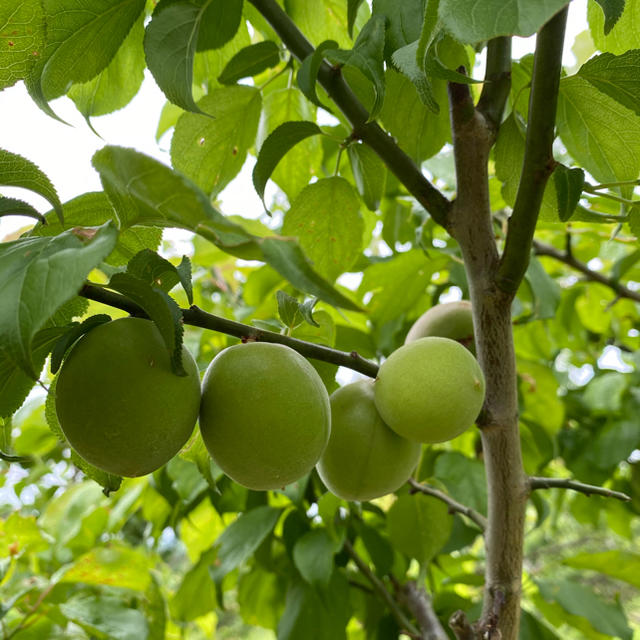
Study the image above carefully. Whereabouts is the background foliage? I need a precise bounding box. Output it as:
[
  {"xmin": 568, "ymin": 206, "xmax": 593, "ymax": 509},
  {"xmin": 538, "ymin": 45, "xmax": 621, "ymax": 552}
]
[{"xmin": 1, "ymin": 0, "xmax": 639, "ymax": 638}]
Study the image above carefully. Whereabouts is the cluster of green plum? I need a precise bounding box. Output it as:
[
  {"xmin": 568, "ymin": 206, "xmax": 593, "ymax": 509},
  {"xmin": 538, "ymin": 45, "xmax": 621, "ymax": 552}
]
[{"xmin": 55, "ymin": 301, "xmax": 484, "ymax": 501}]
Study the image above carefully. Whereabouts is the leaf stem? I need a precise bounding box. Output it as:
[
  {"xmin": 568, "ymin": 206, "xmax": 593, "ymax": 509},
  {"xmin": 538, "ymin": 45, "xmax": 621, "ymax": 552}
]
[
  {"xmin": 79, "ymin": 283, "xmax": 380, "ymax": 377},
  {"xmin": 528, "ymin": 476, "xmax": 631, "ymax": 502}
]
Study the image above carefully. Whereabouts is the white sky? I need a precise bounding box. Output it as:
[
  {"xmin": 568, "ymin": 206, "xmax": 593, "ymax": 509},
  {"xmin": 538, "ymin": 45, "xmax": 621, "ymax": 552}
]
[{"xmin": 0, "ymin": 1, "xmax": 588, "ymax": 240}]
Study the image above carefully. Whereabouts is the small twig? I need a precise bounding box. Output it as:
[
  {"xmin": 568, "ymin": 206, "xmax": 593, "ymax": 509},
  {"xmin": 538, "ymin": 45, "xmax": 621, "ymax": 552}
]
[
  {"xmin": 343, "ymin": 539, "xmax": 420, "ymax": 638},
  {"xmin": 408, "ymin": 479, "xmax": 487, "ymax": 531},
  {"xmin": 532, "ymin": 239, "xmax": 640, "ymax": 304},
  {"xmin": 79, "ymin": 283, "xmax": 380, "ymax": 378},
  {"xmin": 400, "ymin": 581, "xmax": 449, "ymax": 640},
  {"xmin": 449, "ymin": 610, "xmax": 476, "ymax": 640},
  {"xmin": 0, "ymin": 450, "xmax": 32, "ymax": 465},
  {"xmin": 529, "ymin": 476, "xmax": 631, "ymax": 502}
]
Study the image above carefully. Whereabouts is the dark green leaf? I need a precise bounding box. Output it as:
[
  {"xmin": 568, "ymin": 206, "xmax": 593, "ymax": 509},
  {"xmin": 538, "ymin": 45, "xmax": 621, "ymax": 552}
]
[
  {"xmin": 356, "ymin": 521, "xmax": 394, "ymax": 576},
  {"xmin": 347, "ymin": 143, "xmax": 386, "ymax": 210},
  {"xmin": 553, "ymin": 164, "xmax": 585, "ymax": 222},
  {"xmin": 297, "ymin": 40, "xmax": 338, "ymax": 111},
  {"xmin": 578, "ymin": 50, "xmax": 640, "ymax": 117},
  {"xmin": 176, "ymin": 256, "xmax": 193, "ymax": 304},
  {"xmin": 171, "ymin": 86, "xmax": 262, "ymax": 196},
  {"xmin": 298, "ymin": 298, "xmax": 320, "ymax": 327},
  {"xmin": 0, "ymin": 0, "xmax": 44, "ymax": 90},
  {"xmin": 276, "ymin": 290, "xmax": 302, "ymax": 328},
  {"xmin": 127, "ymin": 249, "xmax": 181, "ymax": 294},
  {"xmin": 252, "ymin": 121, "xmax": 324, "ymax": 205},
  {"xmin": 326, "ymin": 15, "xmax": 386, "ymax": 119},
  {"xmin": 593, "ymin": 0, "xmax": 626, "ymax": 35},
  {"xmin": 434, "ymin": 452, "xmax": 487, "ymax": 514},
  {"xmin": 387, "ymin": 494, "xmax": 452, "ymax": 563},
  {"xmin": 0, "ymin": 148, "xmax": 63, "ymax": 224},
  {"xmin": 213, "ymin": 506, "xmax": 282, "ymax": 577},
  {"xmin": 347, "ymin": 0, "xmax": 365, "ymax": 38},
  {"xmin": 524, "ymin": 256, "xmax": 562, "ymax": 320},
  {"xmin": 438, "ymin": 0, "xmax": 569, "ymax": 43},
  {"xmin": 218, "ymin": 40, "xmax": 280, "ymax": 85},
  {"xmin": 293, "ymin": 528, "xmax": 335, "ymax": 587},
  {"xmin": 107, "ymin": 272, "xmax": 186, "ymax": 376},
  {"xmin": 0, "ymin": 222, "xmax": 117, "ymax": 377},
  {"xmin": 0, "ymin": 197, "xmax": 45, "ymax": 225},
  {"xmin": 391, "ymin": 41, "xmax": 439, "ymax": 111},
  {"xmin": 519, "ymin": 610, "xmax": 561, "ymax": 640}
]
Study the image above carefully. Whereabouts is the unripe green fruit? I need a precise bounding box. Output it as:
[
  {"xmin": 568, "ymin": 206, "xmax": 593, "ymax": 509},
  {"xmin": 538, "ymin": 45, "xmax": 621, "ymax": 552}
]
[
  {"xmin": 317, "ymin": 380, "xmax": 421, "ymax": 501},
  {"xmin": 374, "ymin": 337, "xmax": 485, "ymax": 444},
  {"xmin": 405, "ymin": 300, "xmax": 475, "ymax": 353},
  {"xmin": 199, "ymin": 342, "xmax": 331, "ymax": 491},
  {"xmin": 55, "ymin": 317, "xmax": 201, "ymax": 477}
]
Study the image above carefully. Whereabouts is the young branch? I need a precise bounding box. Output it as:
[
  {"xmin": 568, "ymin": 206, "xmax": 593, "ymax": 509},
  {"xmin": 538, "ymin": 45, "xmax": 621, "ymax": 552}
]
[
  {"xmin": 449, "ymin": 611, "xmax": 476, "ymax": 640},
  {"xmin": 342, "ymin": 540, "xmax": 421, "ymax": 638},
  {"xmin": 532, "ymin": 239, "xmax": 640, "ymax": 303},
  {"xmin": 477, "ymin": 37, "xmax": 512, "ymax": 132},
  {"xmin": 399, "ymin": 581, "xmax": 449, "ymax": 640},
  {"xmin": 408, "ymin": 479, "xmax": 487, "ymax": 531},
  {"xmin": 497, "ymin": 7, "xmax": 568, "ymax": 295},
  {"xmin": 247, "ymin": 0, "xmax": 452, "ymax": 228},
  {"xmin": 79, "ymin": 283, "xmax": 379, "ymax": 378},
  {"xmin": 529, "ymin": 476, "xmax": 631, "ymax": 502}
]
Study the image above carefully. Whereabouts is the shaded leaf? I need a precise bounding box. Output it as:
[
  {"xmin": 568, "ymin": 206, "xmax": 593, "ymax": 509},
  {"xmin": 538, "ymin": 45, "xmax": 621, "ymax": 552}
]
[
  {"xmin": 218, "ymin": 40, "xmax": 280, "ymax": 84},
  {"xmin": 0, "ymin": 197, "xmax": 45, "ymax": 225},
  {"xmin": 553, "ymin": 164, "xmax": 585, "ymax": 222},
  {"xmin": 591, "ymin": 0, "xmax": 628, "ymax": 40},
  {"xmin": 297, "ymin": 40, "xmax": 337, "ymax": 111},
  {"xmin": 293, "ymin": 528, "xmax": 335, "ymax": 587},
  {"xmin": 347, "ymin": 143, "xmax": 386, "ymax": 210}
]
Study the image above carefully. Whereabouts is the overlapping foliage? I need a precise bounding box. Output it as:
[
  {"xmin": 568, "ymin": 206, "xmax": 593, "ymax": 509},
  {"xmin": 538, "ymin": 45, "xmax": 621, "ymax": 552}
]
[{"xmin": 1, "ymin": 0, "xmax": 639, "ymax": 638}]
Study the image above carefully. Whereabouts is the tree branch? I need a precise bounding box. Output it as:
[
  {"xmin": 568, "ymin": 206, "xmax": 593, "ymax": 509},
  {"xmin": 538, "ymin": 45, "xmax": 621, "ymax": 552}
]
[
  {"xmin": 399, "ymin": 581, "xmax": 449, "ymax": 640},
  {"xmin": 477, "ymin": 37, "xmax": 512, "ymax": 132},
  {"xmin": 496, "ymin": 7, "xmax": 568, "ymax": 295},
  {"xmin": 533, "ymin": 239, "xmax": 640, "ymax": 303},
  {"xmin": 408, "ymin": 479, "xmax": 487, "ymax": 531},
  {"xmin": 79, "ymin": 283, "xmax": 379, "ymax": 378},
  {"xmin": 449, "ymin": 610, "xmax": 476, "ymax": 640},
  {"xmin": 529, "ymin": 476, "xmax": 631, "ymax": 502},
  {"xmin": 342, "ymin": 540, "xmax": 421, "ymax": 638},
  {"xmin": 247, "ymin": 0, "xmax": 452, "ymax": 227}
]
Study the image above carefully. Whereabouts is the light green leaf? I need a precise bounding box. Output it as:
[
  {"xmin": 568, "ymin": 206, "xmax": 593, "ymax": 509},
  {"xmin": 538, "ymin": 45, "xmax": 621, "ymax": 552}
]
[
  {"xmin": 347, "ymin": 143, "xmax": 387, "ymax": 210},
  {"xmin": 0, "ymin": 222, "xmax": 117, "ymax": 377},
  {"xmin": 373, "ymin": 0, "xmax": 425, "ymax": 57},
  {"xmin": 391, "ymin": 41, "xmax": 439, "ymax": 111},
  {"xmin": 593, "ymin": 0, "xmax": 626, "ymax": 35},
  {"xmin": 276, "ymin": 289, "xmax": 302, "ymax": 328},
  {"xmin": 292, "ymin": 529, "xmax": 335, "ymax": 587},
  {"xmin": 326, "ymin": 15, "xmax": 386, "ymax": 119},
  {"xmin": 252, "ymin": 121, "xmax": 324, "ymax": 204},
  {"xmin": 59, "ymin": 544, "xmax": 153, "ymax": 590},
  {"xmin": 39, "ymin": 0, "xmax": 145, "ymax": 100},
  {"xmin": 238, "ymin": 567, "xmax": 284, "ymax": 631},
  {"xmin": 537, "ymin": 579, "xmax": 632, "ymax": 640},
  {"xmin": 67, "ymin": 15, "xmax": 145, "ymax": 121},
  {"xmin": 283, "ymin": 0, "xmax": 352, "ymax": 48},
  {"xmin": 281, "ymin": 177, "xmax": 364, "ymax": 281},
  {"xmin": 0, "ymin": 0, "xmax": 44, "ymax": 90},
  {"xmin": 589, "ymin": 0, "xmax": 640, "ymax": 54},
  {"xmin": 578, "ymin": 50, "xmax": 640, "ymax": 117},
  {"xmin": 433, "ymin": 452, "xmax": 487, "ymax": 515},
  {"xmin": 170, "ymin": 548, "xmax": 217, "ymax": 621},
  {"xmin": 59, "ymin": 594, "xmax": 149, "ymax": 640},
  {"xmin": 0, "ymin": 513, "xmax": 48, "ymax": 556},
  {"xmin": 213, "ymin": 506, "xmax": 282, "ymax": 577},
  {"xmin": 171, "ymin": 86, "xmax": 262, "ymax": 196},
  {"xmin": 582, "ymin": 371, "xmax": 628, "ymax": 412},
  {"xmin": 563, "ymin": 550, "xmax": 640, "ymax": 588},
  {"xmin": 439, "ymin": 0, "xmax": 570, "ymax": 43},
  {"xmin": 218, "ymin": 41, "xmax": 280, "ymax": 85},
  {"xmin": 387, "ymin": 493, "xmax": 452, "ymax": 563},
  {"xmin": 0, "ymin": 148, "xmax": 63, "ymax": 224}
]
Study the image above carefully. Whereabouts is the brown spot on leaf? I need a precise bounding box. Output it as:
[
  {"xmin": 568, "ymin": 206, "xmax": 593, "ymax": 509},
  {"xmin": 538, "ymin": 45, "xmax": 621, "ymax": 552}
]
[{"xmin": 72, "ymin": 227, "xmax": 98, "ymax": 241}]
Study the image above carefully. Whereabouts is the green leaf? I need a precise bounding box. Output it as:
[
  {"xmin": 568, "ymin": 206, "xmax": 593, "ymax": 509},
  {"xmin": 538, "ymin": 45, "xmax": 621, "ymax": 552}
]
[
  {"xmin": 293, "ymin": 528, "xmax": 335, "ymax": 587},
  {"xmin": 589, "ymin": 0, "xmax": 638, "ymax": 53},
  {"xmin": 238, "ymin": 566, "xmax": 285, "ymax": 630},
  {"xmin": 582, "ymin": 371, "xmax": 628, "ymax": 412},
  {"xmin": 196, "ymin": 0, "xmax": 242, "ymax": 51},
  {"xmin": 59, "ymin": 544, "xmax": 153, "ymax": 590},
  {"xmin": 127, "ymin": 249, "xmax": 193, "ymax": 303},
  {"xmin": 564, "ymin": 550, "xmax": 640, "ymax": 588},
  {"xmin": 326, "ymin": 15, "xmax": 386, "ymax": 119},
  {"xmin": 144, "ymin": 0, "xmax": 209, "ymax": 113},
  {"xmin": 107, "ymin": 272, "xmax": 186, "ymax": 376},
  {"xmin": 171, "ymin": 86, "xmax": 262, "ymax": 196},
  {"xmin": 434, "ymin": 452, "xmax": 487, "ymax": 515},
  {"xmin": 391, "ymin": 41, "xmax": 439, "ymax": 111},
  {"xmin": 50, "ymin": 314, "xmax": 112, "ymax": 374},
  {"xmin": 170, "ymin": 548, "xmax": 217, "ymax": 621},
  {"xmin": 347, "ymin": 0, "xmax": 365, "ymax": 38},
  {"xmin": 519, "ymin": 610, "xmax": 561, "ymax": 640},
  {"xmin": 372, "ymin": 0, "xmax": 425, "ymax": 59},
  {"xmin": 297, "ymin": 40, "xmax": 338, "ymax": 111},
  {"xmin": 438, "ymin": 0, "xmax": 570, "ymax": 43},
  {"xmin": 281, "ymin": 177, "xmax": 364, "ymax": 282},
  {"xmin": 59, "ymin": 594, "xmax": 149, "ymax": 640},
  {"xmin": 276, "ymin": 289, "xmax": 302, "ymax": 328},
  {"xmin": 38, "ymin": 0, "xmax": 145, "ymax": 100},
  {"xmin": 0, "ymin": 0, "xmax": 44, "ymax": 90},
  {"xmin": 213, "ymin": 506, "xmax": 282, "ymax": 576},
  {"xmin": 282, "ymin": 0, "xmax": 352, "ymax": 48},
  {"xmin": 30, "ymin": 191, "xmax": 161, "ymax": 267},
  {"xmin": 356, "ymin": 521, "xmax": 394, "ymax": 576},
  {"xmin": 524, "ymin": 256, "xmax": 562, "ymax": 320},
  {"xmin": 537, "ymin": 579, "xmax": 633, "ymax": 640},
  {"xmin": 578, "ymin": 50, "xmax": 640, "ymax": 118},
  {"xmin": 347, "ymin": 143, "xmax": 386, "ymax": 210},
  {"xmin": 67, "ymin": 15, "xmax": 145, "ymax": 122},
  {"xmin": 252, "ymin": 120, "xmax": 324, "ymax": 205},
  {"xmin": 0, "ymin": 148, "xmax": 63, "ymax": 225},
  {"xmin": 0, "ymin": 197, "xmax": 45, "ymax": 225},
  {"xmin": 593, "ymin": 0, "xmax": 626, "ymax": 34},
  {"xmin": 0, "ymin": 222, "xmax": 117, "ymax": 378},
  {"xmin": 218, "ymin": 40, "xmax": 280, "ymax": 85},
  {"xmin": 553, "ymin": 164, "xmax": 585, "ymax": 222},
  {"xmin": 557, "ymin": 74, "xmax": 640, "ymax": 185},
  {"xmin": 387, "ymin": 493, "xmax": 452, "ymax": 563}
]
